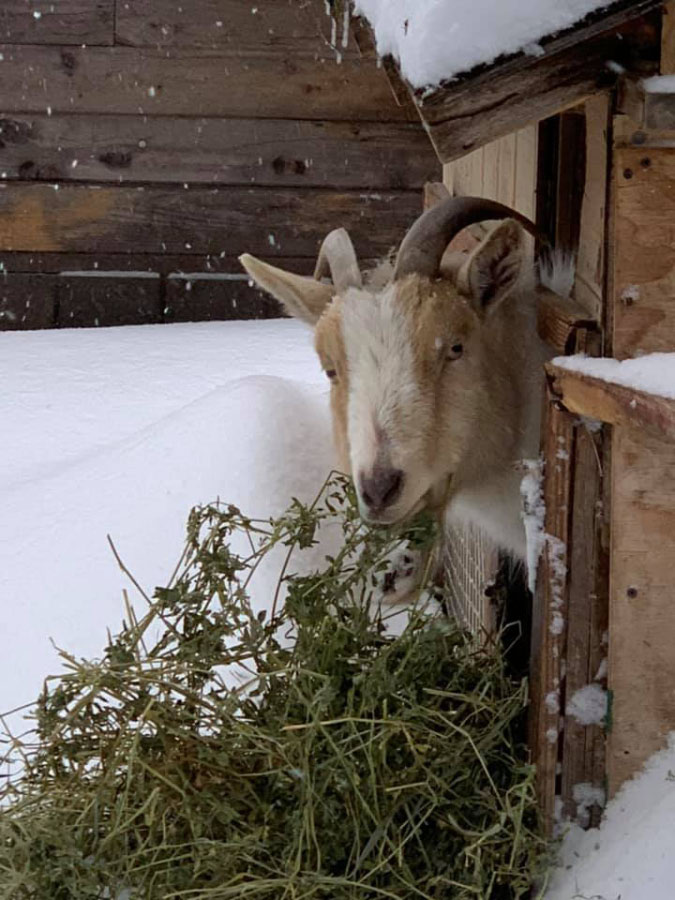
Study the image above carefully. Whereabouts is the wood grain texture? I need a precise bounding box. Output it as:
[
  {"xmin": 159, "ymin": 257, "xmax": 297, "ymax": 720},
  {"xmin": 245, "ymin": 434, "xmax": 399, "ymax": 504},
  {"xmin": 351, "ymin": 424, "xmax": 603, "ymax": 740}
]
[
  {"xmin": 0, "ymin": 183, "xmax": 420, "ymax": 258},
  {"xmin": 116, "ymin": 0, "xmax": 337, "ymax": 52},
  {"xmin": 561, "ymin": 424, "xmax": 608, "ymax": 826},
  {"xmin": 537, "ymin": 290, "xmax": 598, "ymax": 355},
  {"xmin": 165, "ymin": 275, "xmax": 283, "ymax": 322},
  {"xmin": 0, "ymin": 114, "xmax": 437, "ymax": 189},
  {"xmin": 530, "ymin": 398, "xmax": 574, "ymax": 835},
  {"xmin": 608, "ymin": 426, "xmax": 675, "ymax": 793},
  {"xmin": 575, "ymin": 96, "xmax": 610, "ymax": 322},
  {"xmin": 662, "ymin": 2, "xmax": 675, "ymax": 74},
  {"xmin": 415, "ymin": 4, "xmax": 660, "ymax": 162},
  {"xmin": 546, "ymin": 363, "xmax": 675, "ymax": 440},
  {"xmin": 613, "ymin": 147, "xmax": 675, "ymax": 357},
  {"xmin": 0, "ymin": 1, "xmax": 113, "ymax": 46},
  {"xmin": 0, "ymin": 45, "xmax": 414, "ymax": 121}
]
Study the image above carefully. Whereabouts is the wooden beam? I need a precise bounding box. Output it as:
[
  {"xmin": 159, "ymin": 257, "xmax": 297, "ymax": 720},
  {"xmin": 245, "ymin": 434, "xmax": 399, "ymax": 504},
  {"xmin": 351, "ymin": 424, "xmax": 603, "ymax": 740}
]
[
  {"xmin": 530, "ymin": 396, "xmax": 575, "ymax": 835},
  {"xmin": 546, "ymin": 362, "xmax": 675, "ymax": 440},
  {"xmin": 0, "ymin": 114, "xmax": 437, "ymax": 190},
  {"xmin": 398, "ymin": 2, "xmax": 661, "ymax": 163},
  {"xmin": 662, "ymin": 2, "xmax": 675, "ymax": 74}
]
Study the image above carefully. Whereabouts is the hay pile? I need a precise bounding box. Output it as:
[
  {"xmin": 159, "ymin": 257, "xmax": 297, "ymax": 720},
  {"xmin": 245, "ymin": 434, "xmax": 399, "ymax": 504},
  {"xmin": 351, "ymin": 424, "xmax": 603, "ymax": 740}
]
[{"xmin": 0, "ymin": 476, "xmax": 546, "ymax": 898}]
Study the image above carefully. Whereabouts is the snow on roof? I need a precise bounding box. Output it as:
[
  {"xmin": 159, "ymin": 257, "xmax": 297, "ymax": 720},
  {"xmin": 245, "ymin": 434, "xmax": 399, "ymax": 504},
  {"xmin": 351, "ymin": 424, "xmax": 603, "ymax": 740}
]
[
  {"xmin": 354, "ymin": 0, "xmax": 617, "ymax": 89},
  {"xmin": 551, "ymin": 352, "xmax": 675, "ymax": 400}
]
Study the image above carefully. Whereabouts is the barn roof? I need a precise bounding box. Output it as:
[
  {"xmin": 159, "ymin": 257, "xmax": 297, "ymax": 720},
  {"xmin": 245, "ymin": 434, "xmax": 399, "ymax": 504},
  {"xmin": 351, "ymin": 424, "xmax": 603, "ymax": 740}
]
[{"xmin": 352, "ymin": 0, "xmax": 663, "ymax": 162}]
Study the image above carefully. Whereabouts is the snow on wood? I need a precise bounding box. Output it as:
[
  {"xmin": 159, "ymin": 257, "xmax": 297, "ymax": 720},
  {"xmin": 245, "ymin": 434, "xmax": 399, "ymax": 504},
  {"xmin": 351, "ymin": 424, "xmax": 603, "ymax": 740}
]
[
  {"xmin": 353, "ymin": 0, "xmax": 614, "ymax": 88},
  {"xmin": 546, "ymin": 735, "xmax": 675, "ymax": 898},
  {"xmin": 551, "ymin": 352, "xmax": 675, "ymax": 400},
  {"xmin": 566, "ymin": 682, "xmax": 608, "ymax": 726},
  {"xmin": 643, "ymin": 73, "xmax": 675, "ymax": 92}
]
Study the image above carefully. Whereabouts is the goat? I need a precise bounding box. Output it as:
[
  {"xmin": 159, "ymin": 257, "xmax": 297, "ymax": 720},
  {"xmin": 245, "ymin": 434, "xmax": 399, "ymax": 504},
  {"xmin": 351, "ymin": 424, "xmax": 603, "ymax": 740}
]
[{"xmin": 240, "ymin": 197, "xmax": 552, "ymax": 586}]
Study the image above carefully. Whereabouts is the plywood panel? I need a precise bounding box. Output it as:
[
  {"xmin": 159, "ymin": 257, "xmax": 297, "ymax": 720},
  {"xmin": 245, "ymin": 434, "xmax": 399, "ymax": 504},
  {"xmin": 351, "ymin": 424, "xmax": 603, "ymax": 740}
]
[
  {"xmin": 0, "ymin": 1, "xmax": 113, "ymax": 46},
  {"xmin": 0, "ymin": 183, "xmax": 420, "ymax": 258},
  {"xmin": 608, "ymin": 427, "xmax": 675, "ymax": 792},
  {"xmin": 0, "ymin": 45, "xmax": 413, "ymax": 121},
  {"xmin": 0, "ymin": 114, "xmax": 437, "ymax": 189},
  {"xmin": 612, "ymin": 147, "xmax": 675, "ymax": 357}
]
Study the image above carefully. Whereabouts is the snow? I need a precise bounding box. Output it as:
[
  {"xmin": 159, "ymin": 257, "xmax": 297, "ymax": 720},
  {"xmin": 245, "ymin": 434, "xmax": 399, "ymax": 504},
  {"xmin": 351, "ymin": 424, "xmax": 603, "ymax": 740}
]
[
  {"xmin": 546, "ymin": 735, "xmax": 675, "ymax": 899},
  {"xmin": 520, "ymin": 458, "xmax": 545, "ymax": 594},
  {"xmin": 566, "ymin": 683, "xmax": 607, "ymax": 726},
  {"xmin": 0, "ymin": 320, "xmax": 339, "ymax": 725},
  {"xmin": 643, "ymin": 74, "xmax": 675, "ymax": 94},
  {"xmin": 552, "ymin": 352, "xmax": 675, "ymax": 400},
  {"xmin": 353, "ymin": 0, "xmax": 613, "ymax": 89}
]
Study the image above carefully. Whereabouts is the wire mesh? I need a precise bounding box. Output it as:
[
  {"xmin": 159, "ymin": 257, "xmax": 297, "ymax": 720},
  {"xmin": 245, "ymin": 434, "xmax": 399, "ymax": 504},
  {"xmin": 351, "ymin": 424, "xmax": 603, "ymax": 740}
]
[{"xmin": 444, "ymin": 522, "xmax": 499, "ymax": 636}]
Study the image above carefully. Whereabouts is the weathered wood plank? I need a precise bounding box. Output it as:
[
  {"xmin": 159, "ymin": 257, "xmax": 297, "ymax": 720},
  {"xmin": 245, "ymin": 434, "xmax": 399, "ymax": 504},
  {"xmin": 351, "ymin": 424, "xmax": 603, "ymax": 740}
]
[
  {"xmin": 0, "ymin": 1, "xmax": 113, "ymax": 46},
  {"xmin": 0, "ymin": 114, "xmax": 437, "ymax": 189},
  {"xmin": 560, "ymin": 424, "xmax": 608, "ymax": 826},
  {"xmin": 575, "ymin": 96, "xmax": 610, "ymax": 321},
  {"xmin": 608, "ymin": 426, "xmax": 675, "ymax": 793},
  {"xmin": 0, "ymin": 252, "xmax": 320, "ymax": 276},
  {"xmin": 0, "ymin": 45, "xmax": 413, "ymax": 122},
  {"xmin": 0, "ymin": 273, "xmax": 55, "ymax": 329},
  {"xmin": 546, "ymin": 363, "xmax": 675, "ymax": 440},
  {"xmin": 0, "ymin": 183, "xmax": 420, "ymax": 258},
  {"xmin": 613, "ymin": 147, "xmax": 675, "ymax": 357},
  {"xmin": 413, "ymin": 5, "xmax": 660, "ymax": 162},
  {"xmin": 57, "ymin": 274, "xmax": 162, "ymax": 327},
  {"xmin": 530, "ymin": 397, "xmax": 574, "ymax": 835},
  {"xmin": 663, "ymin": 2, "xmax": 675, "ymax": 74},
  {"xmin": 165, "ymin": 275, "xmax": 283, "ymax": 323},
  {"xmin": 116, "ymin": 0, "xmax": 336, "ymax": 52}
]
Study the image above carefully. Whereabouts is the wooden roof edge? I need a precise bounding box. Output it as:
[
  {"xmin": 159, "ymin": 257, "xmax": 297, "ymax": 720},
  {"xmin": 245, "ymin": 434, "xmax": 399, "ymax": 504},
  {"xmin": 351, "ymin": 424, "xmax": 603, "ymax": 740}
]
[
  {"xmin": 359, "ymin": 0, "xmax": 662, "ymax": 163},
  {"xmin": 545, "ymin": 361, "xmax": 675, "ymax": 441}
]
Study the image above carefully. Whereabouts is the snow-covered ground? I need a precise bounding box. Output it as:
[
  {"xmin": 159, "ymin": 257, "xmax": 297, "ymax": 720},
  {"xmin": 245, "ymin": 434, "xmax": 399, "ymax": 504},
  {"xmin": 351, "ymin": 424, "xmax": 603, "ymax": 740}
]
[
  {"xmin": 0, "ymin": 320, "xmax": 339, "ymax": 724},
  {"xmin": 354, "ymin": 0, "xmax": 613, "ymax": 88},
  {"xmin": 546, "ymin": 735, "xmax": 675, "ymax": 899}
]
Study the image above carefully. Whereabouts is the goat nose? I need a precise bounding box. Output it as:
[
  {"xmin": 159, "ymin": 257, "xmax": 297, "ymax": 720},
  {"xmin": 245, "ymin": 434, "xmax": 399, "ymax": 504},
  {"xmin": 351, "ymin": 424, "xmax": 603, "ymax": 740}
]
[{"xmin": 359, "ymin": 468, "xmax": 404, "ymax": 512}]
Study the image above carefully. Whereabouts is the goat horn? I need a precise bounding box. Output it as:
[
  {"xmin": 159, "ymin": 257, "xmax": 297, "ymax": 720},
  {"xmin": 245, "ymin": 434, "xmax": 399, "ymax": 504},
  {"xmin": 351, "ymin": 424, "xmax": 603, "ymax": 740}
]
[
  {"xmin": 394, "ymin": 196, "xmax": 542, "ymax": 280},
  {"xmin": 314, "ymin": 228, "xmax": 363, "ymax": 292}
]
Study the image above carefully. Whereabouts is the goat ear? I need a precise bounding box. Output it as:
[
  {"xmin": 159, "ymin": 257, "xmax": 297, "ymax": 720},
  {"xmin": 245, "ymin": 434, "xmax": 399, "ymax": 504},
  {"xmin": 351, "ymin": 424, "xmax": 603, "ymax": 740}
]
[
  {"xmin": 459, "ymin": 219, "xmax": 525, "ymax": 314},
  {"xmin": 239, "ymin": 254, "xmax": 333, "ymax": 326}
]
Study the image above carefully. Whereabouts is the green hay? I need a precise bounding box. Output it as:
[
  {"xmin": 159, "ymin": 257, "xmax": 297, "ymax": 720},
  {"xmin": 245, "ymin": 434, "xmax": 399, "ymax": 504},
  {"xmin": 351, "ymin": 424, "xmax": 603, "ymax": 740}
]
[{"xmin": 0, "ymin": 475, "xmax": 547, "ymax": 898}]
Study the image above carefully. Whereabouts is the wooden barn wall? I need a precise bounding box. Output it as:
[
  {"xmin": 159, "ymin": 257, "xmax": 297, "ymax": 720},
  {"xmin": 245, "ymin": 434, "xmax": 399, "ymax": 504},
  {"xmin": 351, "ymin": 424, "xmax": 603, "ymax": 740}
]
[
  {"xmin": 0, "ymin": 1, "xmax": 439, "ymax": 329},
  {"xmin": 443, "ymin": 127, "xmax": 538, "ymax": 222}
]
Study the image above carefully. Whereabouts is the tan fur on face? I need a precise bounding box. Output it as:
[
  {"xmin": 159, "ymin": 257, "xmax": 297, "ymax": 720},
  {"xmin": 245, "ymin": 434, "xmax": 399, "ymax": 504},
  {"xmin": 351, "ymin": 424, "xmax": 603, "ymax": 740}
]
[{"xmin": 241, "ymin": 221, "xmax": 550, "ymax": 559}]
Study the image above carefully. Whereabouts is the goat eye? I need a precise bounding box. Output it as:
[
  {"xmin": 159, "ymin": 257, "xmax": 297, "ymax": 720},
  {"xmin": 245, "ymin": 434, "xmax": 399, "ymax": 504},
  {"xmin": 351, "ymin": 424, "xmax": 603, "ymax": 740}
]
[
  {"xmin": 325, "ymin": 368, "xmax": 337, "ymax": 380},
  {"xmin": 446, "ymin": 343, "xmax": 463, "ymax": 361}
]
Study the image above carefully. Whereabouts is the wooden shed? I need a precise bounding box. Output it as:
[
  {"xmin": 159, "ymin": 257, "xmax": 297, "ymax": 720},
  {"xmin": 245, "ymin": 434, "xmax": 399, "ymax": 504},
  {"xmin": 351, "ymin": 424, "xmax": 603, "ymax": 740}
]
[{"xmin": 359, "ymin": 0, "xmax": 675, "ymax": 834}]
